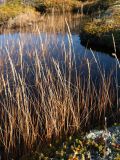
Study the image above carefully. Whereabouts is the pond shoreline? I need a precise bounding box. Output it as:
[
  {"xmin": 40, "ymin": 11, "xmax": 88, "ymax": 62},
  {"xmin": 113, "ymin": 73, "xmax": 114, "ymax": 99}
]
[{"xmin": 0, "ymin": 0, "xmax": 98, "ymax": 30}]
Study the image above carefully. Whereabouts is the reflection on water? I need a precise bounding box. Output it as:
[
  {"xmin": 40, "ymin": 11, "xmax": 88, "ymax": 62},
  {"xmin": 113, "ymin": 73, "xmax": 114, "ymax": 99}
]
[{"xmin": 0, "ymin": 13, "xmax": 120, "ymax": 83}]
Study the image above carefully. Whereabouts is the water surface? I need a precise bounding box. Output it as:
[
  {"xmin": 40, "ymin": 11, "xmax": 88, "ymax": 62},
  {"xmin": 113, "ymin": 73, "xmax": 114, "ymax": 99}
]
[{"xmin": 0, "ymin": 13, "xmax": 120, "ymax": 83}]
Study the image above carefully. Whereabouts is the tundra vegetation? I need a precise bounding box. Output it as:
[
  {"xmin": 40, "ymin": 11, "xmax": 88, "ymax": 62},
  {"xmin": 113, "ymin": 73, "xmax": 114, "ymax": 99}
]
[{"xmin": 0, "ymin": 0, "xmax": 119, "ymax": 160}]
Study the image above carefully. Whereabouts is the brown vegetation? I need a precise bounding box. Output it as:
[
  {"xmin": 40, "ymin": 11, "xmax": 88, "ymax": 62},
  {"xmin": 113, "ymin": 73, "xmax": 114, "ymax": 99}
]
[{"xmin": 0, "ymin": 26, "xmax": 119, "ymax": 159}]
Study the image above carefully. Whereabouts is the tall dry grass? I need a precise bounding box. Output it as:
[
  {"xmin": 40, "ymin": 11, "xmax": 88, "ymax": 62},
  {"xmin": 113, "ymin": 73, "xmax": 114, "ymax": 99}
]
[{"xmin": 0, "ymin": 21, "xmax": 119, "ymax": 159}]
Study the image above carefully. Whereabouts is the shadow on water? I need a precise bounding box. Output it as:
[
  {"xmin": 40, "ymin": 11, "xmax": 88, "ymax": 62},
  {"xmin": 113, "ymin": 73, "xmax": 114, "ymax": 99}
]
[{"xmin": 80, "ymin": 31, "xmax": 120, "ymax": 58}]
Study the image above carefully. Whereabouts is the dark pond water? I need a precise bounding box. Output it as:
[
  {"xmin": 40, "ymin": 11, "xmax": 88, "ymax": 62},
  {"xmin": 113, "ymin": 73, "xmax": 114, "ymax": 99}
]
[{"xmin": 0, "ymin": 13, "xmax": 120, "ymax": 84}]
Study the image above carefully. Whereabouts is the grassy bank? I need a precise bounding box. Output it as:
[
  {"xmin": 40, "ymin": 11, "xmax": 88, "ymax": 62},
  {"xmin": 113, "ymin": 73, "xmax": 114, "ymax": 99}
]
[
  {"xmin": 0, "ymin": 2, "xmax": 39, "ymax": 28},
  {"xmin": 83, "ymin": 0, "xmax": 120, "ymax": 35},
  {"xmin": 81, "ymin": 0, "xmax": 120, "ymax": 53},
  {"xmin": 0, "ymin": 0, "xmax": 97, "ymax": 28},
  {"xmin": 0, "ymin": 0, "xmax": 82, "ymax": 27}
]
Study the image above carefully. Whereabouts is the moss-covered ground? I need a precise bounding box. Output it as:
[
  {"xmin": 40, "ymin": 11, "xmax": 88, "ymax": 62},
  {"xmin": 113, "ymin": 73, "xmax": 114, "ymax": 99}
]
[{"xmin": 21, "ymin": 124, "xmax": 120, "ymax": 160}]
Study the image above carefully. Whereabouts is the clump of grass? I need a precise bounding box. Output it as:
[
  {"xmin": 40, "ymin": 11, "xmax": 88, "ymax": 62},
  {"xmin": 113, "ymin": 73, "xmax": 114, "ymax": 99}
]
[{"xmin": 0, "ymin": 23, "xmax": 119, "ymax": 159}]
